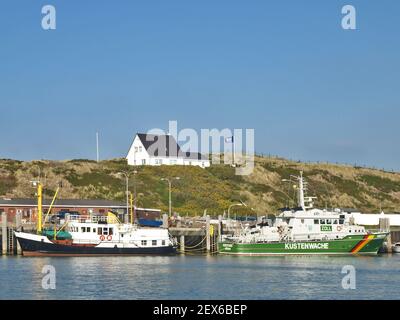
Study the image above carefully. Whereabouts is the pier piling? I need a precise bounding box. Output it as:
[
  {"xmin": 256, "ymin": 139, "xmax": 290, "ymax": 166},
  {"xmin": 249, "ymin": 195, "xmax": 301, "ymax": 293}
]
[
  {"xmin": 218, "ymin": 215, "xmax": 222, "ymax": 241},
  {"xmin": 180, "ymin": 235, "xmax": 185, "ymax": 253},
  {"xmin": 379, "ymin": 217, "xmax": 392, "ymax": 253},
  {"xmin": 2, "ymin": 213, "xmax": 7, "ymax": 255},
  {"xmin": 162, "ymin": 214, "xmax": 168, "ymax": 228},
  {"xmin": 15, "ymin": 212, "xmax": 22, "ymax": 255},
  {"xmin": 206, "ymin": 215, "xmax": 210, "ymax": 253}
]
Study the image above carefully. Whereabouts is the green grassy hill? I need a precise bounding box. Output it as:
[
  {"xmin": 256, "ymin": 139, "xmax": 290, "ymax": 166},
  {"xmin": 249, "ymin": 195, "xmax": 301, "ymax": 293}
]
[{"xmin": 0, "ymin": 156, "xmax": 399, "ymax": 216}]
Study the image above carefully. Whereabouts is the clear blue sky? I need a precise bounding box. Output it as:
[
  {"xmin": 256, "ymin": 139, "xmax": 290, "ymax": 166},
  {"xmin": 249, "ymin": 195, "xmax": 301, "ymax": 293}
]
[{"xmin": 0, "ymin": 1, "xmax": 399, "ymax": 170}]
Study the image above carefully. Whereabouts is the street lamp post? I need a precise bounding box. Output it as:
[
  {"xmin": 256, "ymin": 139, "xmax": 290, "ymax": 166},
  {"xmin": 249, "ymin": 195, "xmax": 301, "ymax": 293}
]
[
  {"xmin": 118, "ymin": 171, "xmax": 132, "ymax": 223},
  {"xmin": 133, "ymin": 170, "xmax": 138, "ymax": 222},
  {"xmin": 227, "ymin": 203, "xmax": 244, "ymax": 220},
  {"xmin": 161, "ymin": 177, "xmax": 180, "ymax": 217}
]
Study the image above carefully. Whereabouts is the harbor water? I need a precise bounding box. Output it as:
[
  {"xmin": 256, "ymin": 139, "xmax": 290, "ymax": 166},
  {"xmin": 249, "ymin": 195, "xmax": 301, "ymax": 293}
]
[{"xmin": 1, "ymin": 254, "xmax": 400, "ymax": 300}]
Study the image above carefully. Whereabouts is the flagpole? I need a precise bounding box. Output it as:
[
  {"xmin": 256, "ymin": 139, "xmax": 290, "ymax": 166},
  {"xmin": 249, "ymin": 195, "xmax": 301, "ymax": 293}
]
[
  {"xmin": 96, "ymin": 132, "xmax": 99, "ymax": 162},
  {"xmin": 232, "ymin": 136, "xmax": 235, "ymax": 166}
]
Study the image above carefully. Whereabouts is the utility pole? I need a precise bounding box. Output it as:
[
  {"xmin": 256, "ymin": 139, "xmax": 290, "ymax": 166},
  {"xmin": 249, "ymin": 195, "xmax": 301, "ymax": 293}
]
[{"xmin": 161, "ymin": 177, "xmax": 180, "ymax": 217}]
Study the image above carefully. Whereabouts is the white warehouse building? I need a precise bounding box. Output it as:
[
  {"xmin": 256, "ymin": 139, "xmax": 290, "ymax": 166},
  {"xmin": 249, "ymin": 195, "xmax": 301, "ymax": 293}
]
[{"xmin": 126, "ymin": 133, "xmax": 210, "ymax": 168}]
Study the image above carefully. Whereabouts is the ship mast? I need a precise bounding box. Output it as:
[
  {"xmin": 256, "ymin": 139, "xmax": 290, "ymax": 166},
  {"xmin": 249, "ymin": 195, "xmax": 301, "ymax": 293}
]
[
  {"xmin": 289, "ymin": 171, "xmax": 316, "ymax": 211},
  {"xmin": 298, "ymin": 171, "xmax": 305, "ymax": 210}
]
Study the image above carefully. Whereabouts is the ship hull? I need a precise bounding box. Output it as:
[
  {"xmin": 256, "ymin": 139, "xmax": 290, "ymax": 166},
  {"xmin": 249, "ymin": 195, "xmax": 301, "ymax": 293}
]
[
  {"xmin": 219, "ymin": 233, "xmax": 387, "ymax": 256},
  {"xmin": 16, "ymin": 232, "xmax": 177, "ymax": 256}
]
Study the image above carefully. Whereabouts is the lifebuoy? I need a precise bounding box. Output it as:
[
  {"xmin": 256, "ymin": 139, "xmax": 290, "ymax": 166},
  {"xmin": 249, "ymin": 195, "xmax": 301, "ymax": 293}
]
[
  {"xmin": 337, "ymin": 225, "xmax": 343, "ymax": 232},
  {"xmin": 107, "ymin": 235, "xmax": 112, "ymax": 241},
  {"xmin": 100, "ymin": 235, "xmax": 105, "ymax": 241}
]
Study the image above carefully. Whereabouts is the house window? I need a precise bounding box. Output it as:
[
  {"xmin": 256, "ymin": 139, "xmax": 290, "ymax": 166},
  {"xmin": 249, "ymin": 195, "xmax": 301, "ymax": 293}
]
[
  {"xmin": 135, "ymin": 146, "xmax": 138, "ymax": 152},
  {"xmin": 139, "ymin": 146, "xmax": 142, "ymax": 152},
  {"xmin": 142, "ymin": 159, "xmax": 146, "ymax": 165}
]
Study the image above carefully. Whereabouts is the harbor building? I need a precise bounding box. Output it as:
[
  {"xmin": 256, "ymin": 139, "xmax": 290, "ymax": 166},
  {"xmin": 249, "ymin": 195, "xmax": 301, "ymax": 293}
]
[
  {"xmin": 0, "ymin": 198, "xmax": 161, "ymax": 223},
  {"xmin": 126, "ymin": 133, "xmax": 210, "ymax": 168}
]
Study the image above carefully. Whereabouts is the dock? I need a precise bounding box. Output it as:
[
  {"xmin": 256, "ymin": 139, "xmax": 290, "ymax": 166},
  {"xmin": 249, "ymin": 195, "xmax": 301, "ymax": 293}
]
[
  {"xmin": 0, "ymin": 211, "xmax": 243, "ymax": 256},
  {"xmin": 2, "ymin": 212, "xmax": 397, "ymax": 256}
]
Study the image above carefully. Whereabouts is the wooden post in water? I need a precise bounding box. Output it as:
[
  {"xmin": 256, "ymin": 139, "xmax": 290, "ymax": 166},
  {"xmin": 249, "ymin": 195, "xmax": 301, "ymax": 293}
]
[
  {"xmin": 218, "ymin": 215, "xmax": 222, "ymax": 241},
  {"xmin": 180, "ymin": 235, "xmax": 185, "ymax": 254},
  {"xmin": 206, "ymin": 215, "xmax": 211, "ymax": 254},
  {"xmin": 162, "ymin": 214, "xmax": 168, "ymax": 229},
  {"xmin": 15, "ymin": 212, "xmax": 22, "ymax": 255},
  {"xmin": 379, "ymin": 217, "xmax": 392, "ymax": 253},
  {"xmin": 1, "ymin": 212, "xmax": 7, "ymax": 255}
]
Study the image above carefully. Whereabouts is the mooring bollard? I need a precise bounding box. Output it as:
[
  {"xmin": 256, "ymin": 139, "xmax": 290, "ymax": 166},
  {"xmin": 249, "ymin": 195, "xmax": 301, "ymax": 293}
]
[
  {"xmin": 2, "ymin": 212, "xmax": 7, "ymax": 255},
  {"xmin": 15, "ymin": 212, "xmax": 22, "ymax": 255}
]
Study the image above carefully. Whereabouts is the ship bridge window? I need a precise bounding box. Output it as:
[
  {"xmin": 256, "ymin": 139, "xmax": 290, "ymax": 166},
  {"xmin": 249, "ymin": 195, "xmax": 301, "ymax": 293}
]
[
  {"xmin": 314, "ymin": 219, "xmax": 319, "ymax": 224},
  {"xmin": 97, "ymin": 227, "xmax": 102, "ymax": 235},
  {"xmin": 326, "ymin": 219, "xmax": 332, "ymax": 224},
  {"xmin": 109, "ymin": 228, "xmax": 114, "ymax": 235},
  {"xmin": 301, "ymin": 219, "xmax": 304, "ymax": 224},
  {"xmin": 103, "ymin": 228, "xmax": 108, "ymax": 235},
  {"xmin": 152, "ymin": 240, "xmax": 157, "ymax": 246},
  {"xmin": 333, "ymin": 220, "xmax": 338, "ymax": 224},
  {"xmin": 339, "ymin": 219, "xmax": 344, "ymax": 225},
  {"xmin": 162, "ymin": 240, "xmax": 166, "ymax": 246},
  {"xmin": 141, "ymin": 240, "xmax": 147, "ymax": 246},
  {"xmin": 320, "ymin": 219, "xmax": 326, "ymax": 224}
]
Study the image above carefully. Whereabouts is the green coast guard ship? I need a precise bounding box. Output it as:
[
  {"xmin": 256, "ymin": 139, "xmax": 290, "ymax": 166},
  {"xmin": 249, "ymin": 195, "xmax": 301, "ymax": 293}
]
[{"xmin": 219, "ymin": 172, "xmax": 387, "ymax": 256}]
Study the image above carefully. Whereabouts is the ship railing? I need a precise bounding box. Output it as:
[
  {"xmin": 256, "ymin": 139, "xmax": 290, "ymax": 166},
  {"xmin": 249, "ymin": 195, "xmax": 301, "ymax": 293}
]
[
  {"xmin": 72, "ymin": 239, "xmax": 121, "ymax": 245},
  {"xmin": 67, "ymin": 215, "xmax": 109, "ymax": 223}
]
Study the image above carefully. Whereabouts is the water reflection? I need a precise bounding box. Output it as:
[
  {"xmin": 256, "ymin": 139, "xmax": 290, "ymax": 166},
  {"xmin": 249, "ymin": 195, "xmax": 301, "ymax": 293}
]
[{"xmin": 1, "ymin": 255, "xmax": 400, "ymax": 300}]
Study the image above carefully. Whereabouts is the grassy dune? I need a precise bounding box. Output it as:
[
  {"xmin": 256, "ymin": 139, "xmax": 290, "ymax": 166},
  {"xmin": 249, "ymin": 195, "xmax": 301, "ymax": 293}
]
[{"xmin": 0, "ymin": 156, "xmax": 399, "ymax": 216}]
